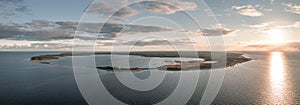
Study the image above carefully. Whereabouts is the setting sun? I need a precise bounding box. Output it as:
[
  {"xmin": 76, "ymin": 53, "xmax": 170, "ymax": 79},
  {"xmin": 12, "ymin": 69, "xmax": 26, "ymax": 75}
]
[{"xmin": 266, "ymin": 29, "xmax": 285, "ymax": 44}]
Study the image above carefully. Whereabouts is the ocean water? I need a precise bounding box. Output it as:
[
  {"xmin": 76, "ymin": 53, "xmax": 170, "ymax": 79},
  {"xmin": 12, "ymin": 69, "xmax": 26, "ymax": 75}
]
[
  {"xmin": 213, "ymin": 52, "xmax": 300, "ymax": 104},
  {"xmin": 0, "ymin": 52, "xmax": 299, "ymax": 104}
]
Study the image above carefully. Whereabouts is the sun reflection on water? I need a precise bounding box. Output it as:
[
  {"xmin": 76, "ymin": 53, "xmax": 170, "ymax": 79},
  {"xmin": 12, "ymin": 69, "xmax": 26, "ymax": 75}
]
[{"xmin": 269, "ymin": 52, "xmax": 285, "ymax": 103}]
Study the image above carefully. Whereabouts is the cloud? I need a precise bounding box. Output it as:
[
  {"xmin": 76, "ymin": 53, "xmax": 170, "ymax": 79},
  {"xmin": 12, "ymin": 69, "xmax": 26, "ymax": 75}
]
[
  {"xmin": 0, "ymin": 20, "xmax": 237, "ymax": 42},
  {"xmin": 277, "ymin": 22, "xmax": 300, "ymax": 28},
  {"xmin": 25, "ymin": 20, "xmax": 58, "ymax": 30},
  {"xmin": 231, "ymin": 5, "xmax": 263, "ymax": 17},
  {"xmin": 97, "ymin": 23, "xmax": 174, "ymax": 40},
  {"xmin": 242, "ymin": 22, "xmax": 275, "ymax": 31},
  {"xmin": 0, "ymin": 39, "xmax": 63, "ymax": 49},
  {"xmin": 184, "ymin": 28, "xmax": 238, "ymax": 36},
  {"xmin": 85, "ymin": 0, "xmax": 197, "ymax": 20},
  {"xmin": 243, "ymin": 22, "xmax": 273, "ymax": 28},
  {"xmin": 0, "ymin": 38, "xmax": 97, "ymax": 50},
  {"xmin": 0, "ymin": 0, "xmax": 28, "ymax": 18},
  {"xmin": 0, "ymin": 20, "xmax": 76, "ymax": 40},
  {"xmin": 243, "ymin": 41, "xmax": 300, "ymax": 51},
  {"xmin": 113, "ymin": 7, "xmax": 138, "ymax": 20},
  {"xmin": 243, "ymin": 21, "xmax": 300, "ymax": 32},
  {"xmin": 136, "ymin": 0, "xmax": 197, "ymax": 15},
  {"xmin": 102, "ymin": 23, "xmax": 173, "ymax": 33},
  {"xmin": 0, "ymin": 19, "xmax": 238, "ymax": 50},
  {"xmin": 282, "ymin": 3, "xmax": 300, "ymax": 14},
  {"xmin": 0, "ymin": 20, "xmax": 175, "ymax": 41},
  {"xmin": 86, "ymin": 0, "xmax": 138, "ymax": 20},
  {"xmin": 0, "ymin": 37, "xmax": 195, "ymax": 50},
  {"xmin": 263, "ymin": 8, "xmax": 272, "ymax": 12},
  {"xmin": 270, "ymin": 0, "xmax": 275, "ymax": 4}
]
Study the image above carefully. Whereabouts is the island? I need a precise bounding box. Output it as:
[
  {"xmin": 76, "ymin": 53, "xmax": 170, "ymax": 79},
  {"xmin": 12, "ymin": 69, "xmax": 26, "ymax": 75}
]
[{"xmin": 30, "ymin": 51, "xmax": 251, "ymax": 71}]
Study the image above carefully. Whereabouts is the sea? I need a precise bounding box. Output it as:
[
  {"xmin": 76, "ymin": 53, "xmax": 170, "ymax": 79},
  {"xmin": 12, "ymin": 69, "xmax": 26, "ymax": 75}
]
[{"xmin": 0, "ymin": 51, "xmax": 299, "ymax": 104}]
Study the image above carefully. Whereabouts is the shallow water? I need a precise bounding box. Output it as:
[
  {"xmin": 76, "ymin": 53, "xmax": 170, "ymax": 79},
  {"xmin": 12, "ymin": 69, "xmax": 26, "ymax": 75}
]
[{"xmin": 0, "ymin": 52, "xmax": 299, "ymax": 104}]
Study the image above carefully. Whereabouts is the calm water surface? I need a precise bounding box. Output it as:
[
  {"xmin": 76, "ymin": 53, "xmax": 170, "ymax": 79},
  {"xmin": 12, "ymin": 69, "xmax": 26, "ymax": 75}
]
[
  {"xmin": 0, "ymin": 52, "xmax": 299, "ymax": 104},
  {"xmin": 213, "ymin": 52, "xmax": 300, "ymax": 104}
]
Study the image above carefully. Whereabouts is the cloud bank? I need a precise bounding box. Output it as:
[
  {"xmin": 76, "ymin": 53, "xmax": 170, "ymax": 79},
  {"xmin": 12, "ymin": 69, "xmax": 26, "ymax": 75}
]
[
  {"xmin": 0, "ymin": 20, "xmax": 237, "ymax": 50},
  {"xmin": 0, "ymin": 20, "xmax": 175, "ymax": 41}
]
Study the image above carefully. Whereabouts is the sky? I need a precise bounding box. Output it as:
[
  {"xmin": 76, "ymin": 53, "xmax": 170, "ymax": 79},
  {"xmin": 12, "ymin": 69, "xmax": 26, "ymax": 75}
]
[{"xmin": 0, "ymin": 0, "xmax": 300, "ymax": 51}]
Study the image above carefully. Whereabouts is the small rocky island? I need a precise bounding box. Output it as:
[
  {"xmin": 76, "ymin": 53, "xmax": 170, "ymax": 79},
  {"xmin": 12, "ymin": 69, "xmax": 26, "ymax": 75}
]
[{"xmin": 30, "ymin": 51, "xmax": 251, "ymax": 71}]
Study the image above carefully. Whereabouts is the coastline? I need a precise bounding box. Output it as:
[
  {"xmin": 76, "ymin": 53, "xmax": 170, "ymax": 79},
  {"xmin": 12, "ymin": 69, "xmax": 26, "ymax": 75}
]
[{"xmin": 30, "ymin": 51, "xmax": 251, "ymax": 71}]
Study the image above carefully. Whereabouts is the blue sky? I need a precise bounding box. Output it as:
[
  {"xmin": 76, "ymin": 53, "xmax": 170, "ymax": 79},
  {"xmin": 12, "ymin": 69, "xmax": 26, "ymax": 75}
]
[{"xmin": 0, "ymin": 0, "xmax": 300, "ymax": 51}]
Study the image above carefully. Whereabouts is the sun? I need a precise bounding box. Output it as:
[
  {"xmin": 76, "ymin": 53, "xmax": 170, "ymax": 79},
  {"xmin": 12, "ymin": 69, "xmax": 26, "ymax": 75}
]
[{"xmin": 266, "ymin": 29, "xmax": 284, "ymax": 44}]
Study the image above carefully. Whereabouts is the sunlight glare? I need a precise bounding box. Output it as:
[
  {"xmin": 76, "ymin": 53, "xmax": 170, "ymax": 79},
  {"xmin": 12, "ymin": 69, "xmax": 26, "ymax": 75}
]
[
  {"xmin": 266, "ymin": 29, "xmax": 284, "ymax": 44},
  {"xmin": 270, "ymin": 52, "xmax": 285, "ymax": 103}
]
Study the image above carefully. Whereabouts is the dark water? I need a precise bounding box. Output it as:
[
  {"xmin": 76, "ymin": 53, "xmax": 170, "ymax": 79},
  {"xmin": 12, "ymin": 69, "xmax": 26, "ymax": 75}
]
[
  {"xmin": 0, "ymin": 52, "xmax": 86, "ymax": 104},
  {"xmin": 0, "ymin": 52, "xmax": 299, "ymax": 104}
]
